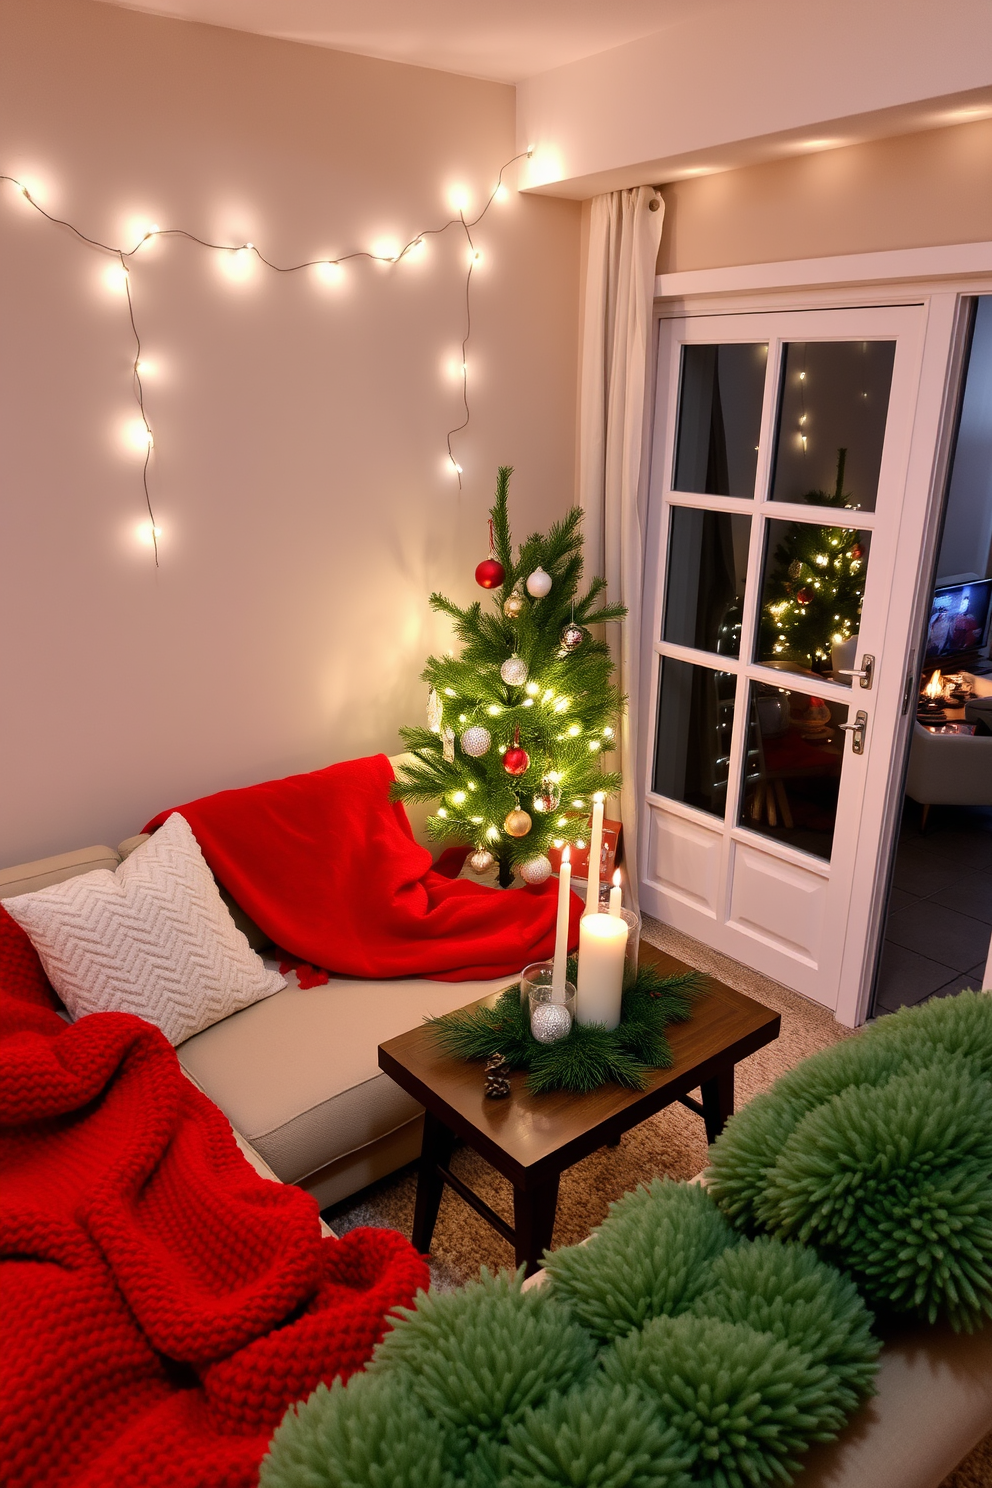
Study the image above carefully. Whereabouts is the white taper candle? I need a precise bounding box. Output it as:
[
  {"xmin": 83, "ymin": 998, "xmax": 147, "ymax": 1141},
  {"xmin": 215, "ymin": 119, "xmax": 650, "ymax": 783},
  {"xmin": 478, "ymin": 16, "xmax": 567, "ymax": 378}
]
[
  {"xmin": 552, "ymin": 846, "xmax": 571, "ymax": 994},
  {"xmin": 609, "ymin": 869, "xmax": 622, "ymax": 917},
  {"xmin": 585, "ymin": 796, "xmax": 605, "ymax": 913}
]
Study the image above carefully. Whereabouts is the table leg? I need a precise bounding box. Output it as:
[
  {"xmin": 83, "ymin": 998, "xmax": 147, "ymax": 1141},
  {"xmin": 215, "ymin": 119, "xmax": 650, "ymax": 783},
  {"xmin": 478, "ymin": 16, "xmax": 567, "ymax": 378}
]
[
  {"xmin": 411, "ymin": 1111, "xmax": 457, "ymax": 1255},
  {"xmin": 700, "ymin": 1066, "xmax": 735, "ymax": 1144},
  {"xmin": 513, "ymin": 1176, "xmax": 560, "ymax": 1278}
]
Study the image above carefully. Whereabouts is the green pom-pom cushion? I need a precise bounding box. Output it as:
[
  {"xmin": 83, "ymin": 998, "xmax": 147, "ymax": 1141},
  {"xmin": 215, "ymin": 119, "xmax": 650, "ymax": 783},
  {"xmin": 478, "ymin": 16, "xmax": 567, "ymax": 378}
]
[
  {"xmin": 263, "ymin": 1182, "xmax": 880, "ymax": 1488},
  {"xmin": 502, "ymin": 1381, "xmax": 691, "ymax": 1488},
  {"xmin": 259, "ymin": 1370, "xmax": 456, "ymax": 1488},
  {"xmin": 541, "ymin": 1178, "xmax": 737, "ymax": 1342},
  {"xmin": 368, "ymin": 1269, "xmax": 596, "ymax": 1450},
  {"xmin": 604, "ymin": 1313, "xmax": 849, "ymax": 1488},
  {"xmin": 707, "ymin": 990, "xmax": 992, "ymax": 1330}
]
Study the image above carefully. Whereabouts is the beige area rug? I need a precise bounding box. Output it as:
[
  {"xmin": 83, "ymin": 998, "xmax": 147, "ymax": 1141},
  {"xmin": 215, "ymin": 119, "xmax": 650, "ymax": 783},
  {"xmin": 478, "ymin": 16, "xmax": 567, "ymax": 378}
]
[{"xmin": 325, "ymin": 914, "xmax": 989, "ymax": 1486}]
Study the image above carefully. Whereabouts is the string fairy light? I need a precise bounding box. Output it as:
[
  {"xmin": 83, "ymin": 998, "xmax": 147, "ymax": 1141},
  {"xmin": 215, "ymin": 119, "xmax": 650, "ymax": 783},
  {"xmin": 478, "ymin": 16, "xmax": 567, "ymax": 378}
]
[{"xmin": 0, "ymin": 147, "xmax": 531, "ymax": 562}]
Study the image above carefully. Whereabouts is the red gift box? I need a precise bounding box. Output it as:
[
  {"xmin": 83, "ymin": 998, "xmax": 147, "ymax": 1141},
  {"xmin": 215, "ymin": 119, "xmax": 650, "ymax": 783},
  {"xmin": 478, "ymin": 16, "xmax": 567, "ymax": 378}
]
[{"xmin": 547, "ymin": 817, "xmax": 623, "ymax": 879}]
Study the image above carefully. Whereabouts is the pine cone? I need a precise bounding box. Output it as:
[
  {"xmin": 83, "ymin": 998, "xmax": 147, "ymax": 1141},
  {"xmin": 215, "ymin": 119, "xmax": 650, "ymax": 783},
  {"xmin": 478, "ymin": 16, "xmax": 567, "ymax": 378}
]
[{"xmin": 484, "ymin": 1052, "xmax": 512, "ymax": 1098}]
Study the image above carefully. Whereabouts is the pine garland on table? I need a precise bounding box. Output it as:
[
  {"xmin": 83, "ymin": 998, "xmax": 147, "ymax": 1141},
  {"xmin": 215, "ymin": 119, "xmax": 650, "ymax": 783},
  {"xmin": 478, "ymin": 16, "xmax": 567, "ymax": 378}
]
[{"xmin": 426, "ymin": 959, "xmax": 706, "ymax": 1094}]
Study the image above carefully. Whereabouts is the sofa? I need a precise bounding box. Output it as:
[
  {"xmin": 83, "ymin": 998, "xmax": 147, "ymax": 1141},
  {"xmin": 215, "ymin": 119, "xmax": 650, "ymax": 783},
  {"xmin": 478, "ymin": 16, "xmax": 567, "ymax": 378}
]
[{"xmin": 0, "ymin": 754, "xmax": 508, "ymax": 1212}]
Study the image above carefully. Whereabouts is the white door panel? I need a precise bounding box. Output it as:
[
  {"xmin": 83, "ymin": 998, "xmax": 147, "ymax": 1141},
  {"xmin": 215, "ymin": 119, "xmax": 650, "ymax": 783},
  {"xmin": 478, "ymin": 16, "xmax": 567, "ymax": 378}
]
[{"xmin": 640, "ymin": 302, "xmax": 956, "ymax": 1020}]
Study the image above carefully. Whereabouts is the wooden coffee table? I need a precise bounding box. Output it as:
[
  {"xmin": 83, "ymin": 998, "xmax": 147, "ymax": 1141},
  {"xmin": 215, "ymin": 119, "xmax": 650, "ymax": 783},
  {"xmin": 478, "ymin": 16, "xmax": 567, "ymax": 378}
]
[{"xmin": 378, "ymin": 941, "xmax": 780, "ymax": 1276}]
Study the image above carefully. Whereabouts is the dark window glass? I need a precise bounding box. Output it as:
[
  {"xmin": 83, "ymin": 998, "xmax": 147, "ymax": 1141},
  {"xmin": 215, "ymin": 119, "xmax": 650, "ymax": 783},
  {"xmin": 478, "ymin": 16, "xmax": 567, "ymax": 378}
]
[
  {"xmin": 673, "ymin": 343, "xmax": 767, "ymax": 498},
  {"xmin": 739, "ymin": 683, "xmax": 849, "ymax": 861},
  {"xmin": 770, "ymin": 341, "xmax": 895, "ymax": 512},
  {"xmin": 653, "ymin": 657, "xmax": 736, "ymax": 817},
  {"xmin": 664, "ymin": 508, "xmax": 751, "ymax": 658},
  {"xmin": 756, "ymin": 519, "xmax": 871, "ymax": 681}
]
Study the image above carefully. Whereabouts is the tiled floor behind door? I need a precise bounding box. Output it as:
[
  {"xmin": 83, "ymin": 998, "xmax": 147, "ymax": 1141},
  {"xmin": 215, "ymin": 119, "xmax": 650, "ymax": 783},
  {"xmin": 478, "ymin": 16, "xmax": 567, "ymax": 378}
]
[{"xmin": 874, "ymin": 801, "xmax": 992, "ymax": 1014}]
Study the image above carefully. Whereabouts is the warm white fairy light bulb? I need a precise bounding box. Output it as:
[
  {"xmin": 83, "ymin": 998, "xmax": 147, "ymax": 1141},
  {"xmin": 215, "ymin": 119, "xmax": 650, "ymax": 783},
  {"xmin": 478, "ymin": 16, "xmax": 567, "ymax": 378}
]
[
  {"xmin": 124, "ymin": 418, "xmax": 153, "ymax": 452},
  {"xmin": 314, "ymin": 260, "xmax": 344, "ymax": 285},
  {"xmin": 448, "ymin": 186, "xmax": 471, "ymax": 213}
]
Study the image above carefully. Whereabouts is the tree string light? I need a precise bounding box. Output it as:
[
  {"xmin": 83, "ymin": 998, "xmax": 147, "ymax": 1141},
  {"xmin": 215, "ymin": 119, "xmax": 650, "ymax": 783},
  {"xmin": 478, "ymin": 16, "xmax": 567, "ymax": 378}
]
[{"xmin": 1, "ymin": 148, "xmax": 531, "ymax": 564}]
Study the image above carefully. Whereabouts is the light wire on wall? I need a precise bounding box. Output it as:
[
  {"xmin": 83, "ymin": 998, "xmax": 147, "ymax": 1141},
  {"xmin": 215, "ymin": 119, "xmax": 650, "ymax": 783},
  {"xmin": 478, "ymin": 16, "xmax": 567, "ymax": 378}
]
[{"xmin": 0, "ymin": 148, "xmax": 531, "ymax": 565}]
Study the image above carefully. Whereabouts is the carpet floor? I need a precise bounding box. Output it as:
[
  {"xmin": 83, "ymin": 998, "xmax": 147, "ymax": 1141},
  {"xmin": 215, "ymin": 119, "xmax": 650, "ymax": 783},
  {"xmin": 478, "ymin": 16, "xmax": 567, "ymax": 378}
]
[{"xmin": 324, "ymin": 913, "xmax": 991, "ymax": 1486}]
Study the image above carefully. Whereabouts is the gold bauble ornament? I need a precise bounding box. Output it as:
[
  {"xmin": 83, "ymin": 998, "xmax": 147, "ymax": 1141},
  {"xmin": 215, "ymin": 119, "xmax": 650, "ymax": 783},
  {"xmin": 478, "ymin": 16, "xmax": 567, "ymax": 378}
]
[
  {"xmin": 504, "ymin": 807, "xmax": 532, "ymax": 838},
  {"xmin": 468, "ymin": 848, "xmax": 495, "ymax": 873},
  {"xmin": 503, "ymin": 586, "xmax": 527, "ymax": 620}
]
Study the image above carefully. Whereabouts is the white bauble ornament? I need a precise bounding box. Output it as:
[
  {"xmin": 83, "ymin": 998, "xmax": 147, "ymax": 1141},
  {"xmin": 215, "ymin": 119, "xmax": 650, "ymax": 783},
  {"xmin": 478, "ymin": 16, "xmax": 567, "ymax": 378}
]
[
  {"xmin": 460, "ymin": 725, "xmax": 492, "ymax": 758},
  {"xmin": 519, "ymin": 855, "xmax": 552, "ymax": 885},
  {"xmin": 499, "ymin": 653, "xmax": 529, "ymax": 687},
  {"xmin": 526, "ymin": 566, "xmax": 552, "ymax": 598},
  {"xmin": 468, "ymin": 848, "xmax": 495, "ymax": 874},
  {"xmin": 504, "ymin": 807, "xmax": 532, "ymax": 838},
  {"xmin": 530, "ymin": 1002, "xmax": 572, "ymax": 1044}
]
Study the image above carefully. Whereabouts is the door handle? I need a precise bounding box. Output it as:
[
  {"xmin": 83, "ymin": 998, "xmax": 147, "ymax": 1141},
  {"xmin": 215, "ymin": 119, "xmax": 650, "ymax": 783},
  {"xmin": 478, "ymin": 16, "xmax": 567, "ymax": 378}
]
[
  {"xmin": 836, "ymin": 653, "xmax": 874, "ymax": 689},
  {"xmin": 838, "ymin": 710, "xmax": 868, "ymax": 754}
]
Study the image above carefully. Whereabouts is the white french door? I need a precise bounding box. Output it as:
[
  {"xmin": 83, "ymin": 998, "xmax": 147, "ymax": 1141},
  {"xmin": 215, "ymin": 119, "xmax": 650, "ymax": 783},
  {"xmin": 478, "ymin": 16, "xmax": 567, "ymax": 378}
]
[{"xmin": 640, "ymin": 303, "xmax": 944, "ymax": 1020}]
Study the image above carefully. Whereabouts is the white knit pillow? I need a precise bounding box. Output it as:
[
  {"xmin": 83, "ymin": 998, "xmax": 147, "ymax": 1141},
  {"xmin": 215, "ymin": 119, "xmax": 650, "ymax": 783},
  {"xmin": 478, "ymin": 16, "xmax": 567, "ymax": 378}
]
[{"xmin": 5, "ymin": 812, "xmax": 285, "ymax": 1045}]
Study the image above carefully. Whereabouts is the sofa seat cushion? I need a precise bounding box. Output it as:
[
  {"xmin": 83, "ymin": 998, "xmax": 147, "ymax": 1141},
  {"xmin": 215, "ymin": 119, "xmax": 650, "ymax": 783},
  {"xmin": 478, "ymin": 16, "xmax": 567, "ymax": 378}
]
[{"xmin": 176, "ymin": 967, "xmax": 511, "ymax": 1186}]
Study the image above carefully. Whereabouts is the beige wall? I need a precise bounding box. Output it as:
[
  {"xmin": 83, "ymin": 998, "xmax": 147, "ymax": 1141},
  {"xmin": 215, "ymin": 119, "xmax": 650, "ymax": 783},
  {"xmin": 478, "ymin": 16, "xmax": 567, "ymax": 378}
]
[
  {"xmin": 658, "ymin": 120, "xmax": 992, "ymax": 273},
  {"xmin": 0, "ymin": 0, "xmax": 581, "ymax": 866}
]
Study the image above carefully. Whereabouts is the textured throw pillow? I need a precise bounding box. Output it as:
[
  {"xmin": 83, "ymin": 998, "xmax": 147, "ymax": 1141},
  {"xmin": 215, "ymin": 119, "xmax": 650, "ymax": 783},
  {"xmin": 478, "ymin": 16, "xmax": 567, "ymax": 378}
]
[{"xmin": 4, "ymin": 812, "xmax": 285, "ymax": 1045}]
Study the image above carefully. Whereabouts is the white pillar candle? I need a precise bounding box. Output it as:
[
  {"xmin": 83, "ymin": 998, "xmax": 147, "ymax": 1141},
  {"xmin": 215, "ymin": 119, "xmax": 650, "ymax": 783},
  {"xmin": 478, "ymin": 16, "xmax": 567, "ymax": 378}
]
[
  {"xmin": 576, "ymin": 912, "xmax": 628, "ymax": 1030},
  {"xmin": 609, "ymin": 869, "xmax": 622, "ymax": 917},
  {"xmin": 551, "ymin": 846, "xmax": 571, "ymax": 994},
  {"xmin": 585, "ymin": 796, "xmax": 605, "ymax": 913}
]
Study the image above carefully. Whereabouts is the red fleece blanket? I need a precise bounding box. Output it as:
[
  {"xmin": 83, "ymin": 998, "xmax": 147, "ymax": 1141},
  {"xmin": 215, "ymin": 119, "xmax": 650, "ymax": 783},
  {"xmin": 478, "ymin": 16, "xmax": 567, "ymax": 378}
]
[
  {"xmin": 143, "ymin": 753, "xmax": 582, "ymax": 981},
  {"xmin": 0, "ymin": 908, "xmax": 428, "ymax": 1488}
]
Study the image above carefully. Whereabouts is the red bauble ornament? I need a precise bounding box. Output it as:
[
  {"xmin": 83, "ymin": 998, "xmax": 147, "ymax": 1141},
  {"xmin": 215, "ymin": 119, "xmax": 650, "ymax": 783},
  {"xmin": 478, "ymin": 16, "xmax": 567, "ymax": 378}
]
[
  {"xmin": 796, "ymin": 587, "xmax": 812, "ymax": 606},
  {"xmin": 475, "ymin": 516, "xmax": 505, "ymax": 590},
  {"xmin": 475, "ymin": 557, "xmax": 505, "ymax": 589},
  {"xmin": 502, "ymin": 726, "xmax": 530, "ymax": 777},
  {"xmin": 849, "ymin": 543, "xmax": 864, "ymax": 560}
]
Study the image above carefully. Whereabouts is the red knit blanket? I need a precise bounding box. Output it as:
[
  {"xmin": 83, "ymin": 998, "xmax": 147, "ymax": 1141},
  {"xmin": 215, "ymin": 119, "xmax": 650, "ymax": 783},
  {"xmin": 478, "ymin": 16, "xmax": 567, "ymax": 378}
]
[
  {"xmin": 143, "ymin": 753, "xmax": 581, "ymax": 981},
  {"xmin": 0, "ymin": 908, "xmax": 428, "ymax": 1488}
]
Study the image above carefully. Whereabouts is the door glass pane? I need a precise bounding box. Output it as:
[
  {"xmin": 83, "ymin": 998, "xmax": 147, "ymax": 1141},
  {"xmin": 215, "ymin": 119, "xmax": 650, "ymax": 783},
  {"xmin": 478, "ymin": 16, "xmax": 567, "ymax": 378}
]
[
  {"xmin": 770, "ymin": 341, "xmax": 895, "ymax": 512},
  {"xmin": 739, "ymin": 683, "xmax": 849, "ymax": 860},
  {"xmin": 674, "ymin": 343, "xmax": 768, "ymax": 497},
  {"xmin": 663, "ymin": 508, "xmax": 751, "ymax": 658},
  {"xmin": 654, "ymin": 657, "xmax": 736, "ymax": 817},
  {"xmin": 756, "ymin": 518, "xmax": 871, "ymax": 681}
]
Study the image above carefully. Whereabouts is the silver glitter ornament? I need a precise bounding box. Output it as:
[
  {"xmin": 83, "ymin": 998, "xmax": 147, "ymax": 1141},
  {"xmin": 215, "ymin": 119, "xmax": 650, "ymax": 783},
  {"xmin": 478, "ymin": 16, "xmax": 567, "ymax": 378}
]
[
  {"xmin": 519, "ymin": 855, "xmax": 552, "ymax": 885},
  {"xmin": 499, "ymin": 653, "xmax": 529, "ymax": 687},
  {"xmin": 460, "ymin": 725, "xmax": 492, "ymax": 758},
  {"xmin": 530, "ymin": 1003, "xmax": 572, "ymax": 1043},
  {"xmin": 441, "ymin": 727, "xmax": 456, "ymax": 763},
  {"xmin": 560, "ymin": 622, "xmax": 584, "ymax": 652},
  {"xmin": 426, "ymin": 686, "xmax": 443, "ymax": 734},
  {"xmin": 533, "ymin": 774, "xmax": 562, "ymax": 813},
  {"xmin": 468, "ymin": 848, "xmax": 495, "ymax": 874}
]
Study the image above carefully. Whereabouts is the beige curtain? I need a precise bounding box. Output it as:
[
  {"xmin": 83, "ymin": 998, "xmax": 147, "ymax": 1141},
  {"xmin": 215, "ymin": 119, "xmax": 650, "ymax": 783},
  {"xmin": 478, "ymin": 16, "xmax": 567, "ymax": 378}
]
[{"xmin": 579, "ymin": 187, "xmax": 665, "ymax": 914}]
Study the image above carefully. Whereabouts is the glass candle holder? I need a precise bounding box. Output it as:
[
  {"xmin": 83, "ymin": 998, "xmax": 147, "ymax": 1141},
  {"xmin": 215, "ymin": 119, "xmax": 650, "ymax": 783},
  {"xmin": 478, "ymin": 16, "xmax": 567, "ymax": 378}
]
[
  {"xmin": 617, "ymin": 908, "xmax": 641, "ymax": 977},
  {"xmin": 521, "ymin": 961, "xmax": 576, "ymax": 1043}
]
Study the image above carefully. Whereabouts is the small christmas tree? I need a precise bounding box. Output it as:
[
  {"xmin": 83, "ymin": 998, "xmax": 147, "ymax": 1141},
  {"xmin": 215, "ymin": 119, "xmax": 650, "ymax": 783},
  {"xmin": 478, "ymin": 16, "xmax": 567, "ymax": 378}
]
[
  {"xmin": 759, "ymin": 449, "xmax": 867, "ymax": 672},
  {"xmin": 392, "ymin": 467, "xmax": 625, "ymax": 888}
]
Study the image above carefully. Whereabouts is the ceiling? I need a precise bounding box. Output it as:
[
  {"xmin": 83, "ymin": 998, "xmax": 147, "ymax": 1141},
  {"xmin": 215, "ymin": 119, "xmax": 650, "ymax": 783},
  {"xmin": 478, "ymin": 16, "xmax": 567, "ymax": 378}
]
[{"xmin": 95, "ymin": 0, "xmax": 730, "ymax": 83}]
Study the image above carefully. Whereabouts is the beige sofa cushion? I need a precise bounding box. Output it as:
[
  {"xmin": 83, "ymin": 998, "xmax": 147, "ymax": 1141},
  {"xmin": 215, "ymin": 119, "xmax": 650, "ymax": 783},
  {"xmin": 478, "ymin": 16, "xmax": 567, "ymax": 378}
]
[
  {"xmin": 176, "ymin": 967, "xmax": 510, "ymax": 1186},
  {"xmin": 0, "ymin": 845, "xmax": 120, "ymax": 900}
]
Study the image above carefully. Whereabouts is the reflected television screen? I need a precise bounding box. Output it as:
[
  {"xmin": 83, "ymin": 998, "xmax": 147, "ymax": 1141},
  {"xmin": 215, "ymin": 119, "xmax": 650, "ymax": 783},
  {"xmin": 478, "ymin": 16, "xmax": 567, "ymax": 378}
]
[{"xmin": 924, "ymin": 580, "xmax": 992, "ymax": 664}]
